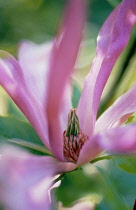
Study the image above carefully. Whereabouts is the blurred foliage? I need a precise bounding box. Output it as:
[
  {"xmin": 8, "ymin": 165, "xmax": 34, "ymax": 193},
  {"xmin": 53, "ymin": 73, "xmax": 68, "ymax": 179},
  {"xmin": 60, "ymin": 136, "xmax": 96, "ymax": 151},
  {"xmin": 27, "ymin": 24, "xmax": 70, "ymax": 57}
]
[
  {"xmin": 0, "ymin": 0, "xmax": 136, "ymax": 209},
  {"xmin": 56, "ymin": 164, "xmax": 103, "ymax": 207},
  {"xmin": 0, "ymin": 0, "xmax": 64, "ymax": 42},
  {"xmin": 106, "ymin": 0, "xmax": 122, "ymax": 7},
  {"xmin": 0, "ymin": 115, "xmax": 51, "ymax": 155},
  {"xmin": 115, "ymin": 155, "xmax": 136, "ymax": 174},
  {"xmin": 56, "ymin": 158, "xmax": 136, "ymax": 209},
  {"xmin": 72, "ymin": 82, "xmax": 81, "ymax": 108},
  {"xmin": 0, "ymin": 0, "xmax": 112, "ymax": 54}
]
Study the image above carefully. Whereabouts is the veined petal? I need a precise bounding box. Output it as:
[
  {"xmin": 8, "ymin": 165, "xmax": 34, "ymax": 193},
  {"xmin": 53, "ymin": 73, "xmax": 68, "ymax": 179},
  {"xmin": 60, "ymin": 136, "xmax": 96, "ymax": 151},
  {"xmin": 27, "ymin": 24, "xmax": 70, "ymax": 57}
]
[
  {"xmin": 77, "ymin": 0, "xmax": 136, "ymax": 136},
  {"xmin": 0, "ymin": 50, "xmax": 50, "ymax": 149},
  {"xmin": 0, "ymin": 146, "xmax": 76, "ymax": 210},
  {"xmin": 46, "ymin": 0, "xmax": 86, "ymax": 161},
  {"xmin": 95, "ymin": 83, "xmax": 136, "ymax": 133},
  {"xmin": 97, "ymin": 125, "xmax": 136, "ymax": 153}
]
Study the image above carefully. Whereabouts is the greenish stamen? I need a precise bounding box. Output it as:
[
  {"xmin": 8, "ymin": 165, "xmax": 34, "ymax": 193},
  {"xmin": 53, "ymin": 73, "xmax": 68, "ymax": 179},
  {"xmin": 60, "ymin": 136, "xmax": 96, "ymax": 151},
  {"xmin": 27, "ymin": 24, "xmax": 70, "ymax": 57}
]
[
  {"xmin": 65, "ymin": 109, "xmax": 80, "ymax": 137},
  {"xmin": 63, "ymin": 109, "xmax": 88, "ymax": 163}
]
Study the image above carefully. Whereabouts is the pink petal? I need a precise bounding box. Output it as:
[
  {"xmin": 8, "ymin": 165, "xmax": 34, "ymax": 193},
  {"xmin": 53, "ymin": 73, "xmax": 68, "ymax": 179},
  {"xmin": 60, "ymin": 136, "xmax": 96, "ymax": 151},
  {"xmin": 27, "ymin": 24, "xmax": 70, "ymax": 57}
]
[
  {"xmin": 0, "ymin": 47, "xmax": 51, "ymax": 150},
  {"xmin": 97, "ymin": 125, "xmax": 136, "ymax": 153},
  {"xmin": 18, "ymin": 41, "xmax": 52, "ymax": 107},
  {"xmin": 0, "ymin": 146, "xmax": 76, "ymax": 210},
  {"xmin": 77, "ymin": 0, "xmax": 136, "ymax": 137},
  {"xmin": 77, "ymin": 135, "xmax": 102, "ymax": 165},
  {"xmin": 46, "ymin": 0, "xmax": 86, "ymax": 161},
  {"xmin": 95, "ymin": 83, "xmax": 136, "ymax": 133}
]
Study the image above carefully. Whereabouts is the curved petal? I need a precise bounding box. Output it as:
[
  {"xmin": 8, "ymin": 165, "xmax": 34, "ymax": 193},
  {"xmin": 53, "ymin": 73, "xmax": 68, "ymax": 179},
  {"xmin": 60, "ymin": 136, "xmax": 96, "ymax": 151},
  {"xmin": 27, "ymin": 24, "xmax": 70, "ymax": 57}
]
[
  {"xmin": 0, "ymin": 47, "xmax": 51, "ymax": 149},
  {"xmin": 46, "ymin": 0, "xmax": 86, "ymax": 161},
  {"xmin": 0, "ymin": 146, "xmax": 76, "ymax": 210},
  {"xmin": 95, "ymin": 82, "xmax": 136, "ymax": 133},
  {"xmin": 77, "ymin": 135, "xmax": 102, "ymax": 165},
  {"xmin": 77, "ymin": 0, "xmax": 136, "ymax": 137},
  {"xmin": 97, "ymin": 125, "xmax": 136, "ymax": 153}
]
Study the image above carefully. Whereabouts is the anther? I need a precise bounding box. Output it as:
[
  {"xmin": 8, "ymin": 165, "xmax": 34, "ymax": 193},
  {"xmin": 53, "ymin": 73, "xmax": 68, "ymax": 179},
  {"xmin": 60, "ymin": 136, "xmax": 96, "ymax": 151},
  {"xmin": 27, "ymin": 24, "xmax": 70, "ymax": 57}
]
[{"xmin": 63, "ymin": 109, "xmax": 88, "ymax": 163}]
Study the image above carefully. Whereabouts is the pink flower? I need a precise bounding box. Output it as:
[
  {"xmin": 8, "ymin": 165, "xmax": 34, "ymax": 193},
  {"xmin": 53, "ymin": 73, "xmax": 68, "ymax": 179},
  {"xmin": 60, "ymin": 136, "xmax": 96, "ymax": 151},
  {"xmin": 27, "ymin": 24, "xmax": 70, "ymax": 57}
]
[{"xmin": 0, "ymin": 0, "xmax": 136, "ymax": 209}]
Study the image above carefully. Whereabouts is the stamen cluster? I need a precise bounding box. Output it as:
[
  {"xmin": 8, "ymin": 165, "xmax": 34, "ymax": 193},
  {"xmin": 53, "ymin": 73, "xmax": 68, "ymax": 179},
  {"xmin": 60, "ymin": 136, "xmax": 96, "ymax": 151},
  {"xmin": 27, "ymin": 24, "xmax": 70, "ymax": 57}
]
[{"xmin": 63, "ymin": 109, "xmax": 88, "ymax": 163}]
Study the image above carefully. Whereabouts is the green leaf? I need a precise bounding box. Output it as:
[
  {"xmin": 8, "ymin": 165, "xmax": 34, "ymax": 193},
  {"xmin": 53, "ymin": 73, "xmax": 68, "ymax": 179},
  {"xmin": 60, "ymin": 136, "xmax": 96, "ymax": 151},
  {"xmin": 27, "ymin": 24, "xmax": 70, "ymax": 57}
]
[
  {"xmin": 90, "ymin": 154, "xmax": 116, "ymax": 163},
  {"xmin": 56, "ymin": 158, "xmax": 136, "ymax": 209},
  {"xmin": 0, "ymin": 115, "xmax": 43, "ymax": 144},
  {"xmin": 105, "ymin": 159, "xmax": 136, "ymax": 210},
  {"xmin": 114, "ymin": 155, "xmax": 136, "ymax": 174},
  {"xmin": 91, "ymin": 154, "xmax": 136, "ymax": 174},
  {"xmin": 7, "ymin": 138, "xmax": 51, "ymax": 156},
  {"xmin": 106, "ymin": 0, "xmax": 121, "ymax": 7},
  {"xmin": 72, "ymin": 82, "xmax": 81, "ymax": 108},
  {"xmin": 0, "ymin": 115, "xmax": 50, "ymax": 155},
  {"xmin": 111, "ymin": 51, "xmax": 136, "ymax": 104},
  {"xmin": 96, "ymin": 166, "xmax": 128, "ymax": 210},
  {"xmin": 55, "ymin": 161, "xmax": 131, "ymax": 209},
  {"xmin": 131, "ymin": 112, "xmax": 136, "ymax": 124},
  {"xmin": 56, "ymin": 165, "xmax": 102, "ymax": 207},
  {"xmin": 93, "ymin": 159, "xmax": 136, "ymax": 209}
]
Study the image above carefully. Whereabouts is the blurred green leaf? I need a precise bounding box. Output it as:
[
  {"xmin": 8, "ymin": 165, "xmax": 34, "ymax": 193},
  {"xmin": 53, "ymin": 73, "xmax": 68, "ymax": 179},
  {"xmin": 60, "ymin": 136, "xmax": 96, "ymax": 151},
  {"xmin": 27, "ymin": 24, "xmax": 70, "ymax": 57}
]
[
  {"xmin": 0, "ymin": 0, "xmax": 65, "ymax": 44},
  {"xmin": 90, "ymin": 154, "xmax": 117, "ymax": 163},
  {"xmin": 0, "ymin": 115, "xmax": 43, "ymax": 144},
  {"xmin": 131, "ymin": 112, "xmax": 136, "ymax": 124},
  {"xmin": 113, "ymin": 54, "xmax": 136, "ymax": 101},
  {"xmin": 56, "ymin": 157, "xmax": 136, "ymax": 209},
  {"xmin": 96, "ymin": 166, "xmax": 128, "ymax": 210},
  {"xmin": 0, "ymin": 87, "xmax": 27, "ymax": 120},
  {"xmin": 7, "ymin": 138, "xmax": 51, "ymax": 156},
  {"xmin": 90, "ymin": 0, "xmax": 112, "ymax": 27},
  {"xmin": 95, "ymin": 158, "xmax": 136, "ymax": 209},
  {"xmin": 114, "ymin": 155, "xmax": 136, "ymax": 174},
  {"xmin": 0, "ymin": 115, "xmax": 49, "ymax": 155},
  {"xmin": 106, "ymin": 0, "xmax": 121, "ymax": 7},
  {"xmin": 106, "ymin": 159, "xmax": 136, "ymax": 210},
  {"xmin": 7, "ymin": 98, "xmax": 27, "ymax": 120},
  {"xmin": 56, "ymin": 165, "xmax": 102, "ymax": 207},
  {"xmin": 72, "ymin": 82, "xmax": 81, "ymax": 108},
  {"xmin": 91, "ymin": 153, "xmax": 136, "ymax": 174}
]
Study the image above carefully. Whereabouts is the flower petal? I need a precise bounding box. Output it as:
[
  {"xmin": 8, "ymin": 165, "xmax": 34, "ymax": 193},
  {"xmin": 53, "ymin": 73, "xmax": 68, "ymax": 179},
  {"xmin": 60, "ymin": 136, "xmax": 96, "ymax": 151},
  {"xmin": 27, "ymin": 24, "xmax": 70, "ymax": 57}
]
[
  {"xmin": 18, "ymin": 41, "xmax": 52, "ymax": 107},
  {"xmin": 95, "ymin": 83, "xmax": 136, "ymax": 133},
  {"xmin": 97, "ymin": 125, "xmax": 136, "ymax": 153},
  {"xmin": 77, "ymin": 135, "xmax": 102, "ymax": 165},
  {"xmin": 0, "ymin": 46, "xmax": 51, "ymax": 149},
  {"xmin": 46, "ymin": 0, "xmax": 86, "ymax": 161},
  {"xmin": 0, "ymin": 146, "xmax": 76, "ymax": 210},
  {"xmin": 77, "ymin": 0, "xmax": 136, "ymax": 136}
]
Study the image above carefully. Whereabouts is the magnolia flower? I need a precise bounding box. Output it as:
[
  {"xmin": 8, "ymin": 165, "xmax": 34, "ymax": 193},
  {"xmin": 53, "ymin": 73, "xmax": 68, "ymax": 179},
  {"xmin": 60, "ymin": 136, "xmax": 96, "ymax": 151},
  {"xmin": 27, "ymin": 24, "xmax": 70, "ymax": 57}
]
[{"xmin": 0, "ymin": 0, "xmax": 136, "ymax": 209}]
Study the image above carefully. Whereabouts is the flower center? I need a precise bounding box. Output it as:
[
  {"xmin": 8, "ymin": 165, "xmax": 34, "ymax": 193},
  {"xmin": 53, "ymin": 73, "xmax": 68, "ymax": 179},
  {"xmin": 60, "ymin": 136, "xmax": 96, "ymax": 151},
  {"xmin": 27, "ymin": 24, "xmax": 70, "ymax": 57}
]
[{"xmin": 63, "ymin": 109, "xmax": 88, "ymax": 163}]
